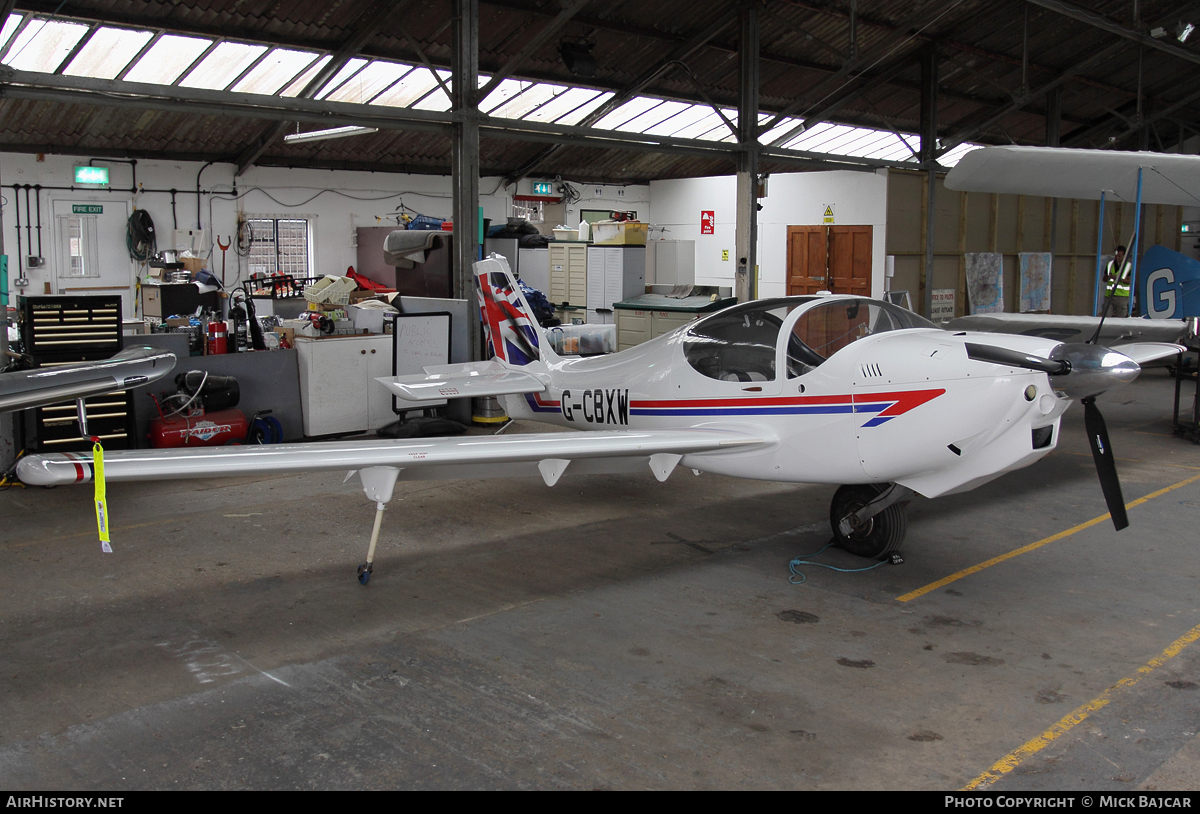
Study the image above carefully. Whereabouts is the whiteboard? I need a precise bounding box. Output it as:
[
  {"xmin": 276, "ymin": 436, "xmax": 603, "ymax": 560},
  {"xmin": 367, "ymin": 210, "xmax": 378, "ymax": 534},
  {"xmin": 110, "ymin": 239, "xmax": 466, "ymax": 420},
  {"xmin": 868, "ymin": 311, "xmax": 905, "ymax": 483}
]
[{"xmin": 392, "ymin": 311, "xmax": 451, "ymax": 412}]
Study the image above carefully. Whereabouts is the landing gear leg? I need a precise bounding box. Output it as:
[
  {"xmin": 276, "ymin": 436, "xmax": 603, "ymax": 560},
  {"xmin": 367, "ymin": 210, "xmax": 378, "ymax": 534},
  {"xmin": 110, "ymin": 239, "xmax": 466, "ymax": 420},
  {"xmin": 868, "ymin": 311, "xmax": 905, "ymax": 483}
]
[
  {"xmin": 830, "ymin": 483, "xmax": 912, "ymax": 559},
  {"xmin": 355, "ymin": 466, "xmax": 402, "ymax": 585}
]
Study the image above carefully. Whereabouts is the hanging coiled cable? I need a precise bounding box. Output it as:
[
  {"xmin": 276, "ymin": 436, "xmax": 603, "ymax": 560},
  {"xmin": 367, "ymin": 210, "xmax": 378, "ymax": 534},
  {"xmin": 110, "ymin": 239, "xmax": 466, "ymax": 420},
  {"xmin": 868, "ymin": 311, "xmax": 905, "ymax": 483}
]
[{"xmin": 126, "ymin": 209, "xmax": 157, "ymax": 262}]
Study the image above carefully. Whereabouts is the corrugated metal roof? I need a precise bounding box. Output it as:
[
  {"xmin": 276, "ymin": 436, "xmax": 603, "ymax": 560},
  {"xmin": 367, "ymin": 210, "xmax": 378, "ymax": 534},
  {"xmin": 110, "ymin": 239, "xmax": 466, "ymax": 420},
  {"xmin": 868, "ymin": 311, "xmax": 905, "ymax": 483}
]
[{"xmin": 1, "ymin": 0, "xmax": 1198, "ymax": 182}]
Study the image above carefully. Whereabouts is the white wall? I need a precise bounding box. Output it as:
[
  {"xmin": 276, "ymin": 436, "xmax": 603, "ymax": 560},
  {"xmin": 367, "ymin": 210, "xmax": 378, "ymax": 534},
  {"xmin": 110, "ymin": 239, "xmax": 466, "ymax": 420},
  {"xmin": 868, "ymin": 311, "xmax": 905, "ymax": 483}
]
[
  {"xmin": 649, "ymin": 169, "xmax": 889, "ymax": 297},
  {"xmin": 0, "ymin": 151, "xmax": 651, "ymax": 306}
]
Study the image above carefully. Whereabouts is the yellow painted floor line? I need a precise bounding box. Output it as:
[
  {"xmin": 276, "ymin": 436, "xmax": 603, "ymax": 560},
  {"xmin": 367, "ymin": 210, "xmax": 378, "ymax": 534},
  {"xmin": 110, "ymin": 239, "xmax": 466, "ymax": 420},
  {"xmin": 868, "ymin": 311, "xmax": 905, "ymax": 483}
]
[
  {"xmin": 896, "ymin": 473, "xmax": 1200, "ymax": 603},
  {"xmin": 962, "ymin": 620, "xmax": 1200, "ymax": 790}
]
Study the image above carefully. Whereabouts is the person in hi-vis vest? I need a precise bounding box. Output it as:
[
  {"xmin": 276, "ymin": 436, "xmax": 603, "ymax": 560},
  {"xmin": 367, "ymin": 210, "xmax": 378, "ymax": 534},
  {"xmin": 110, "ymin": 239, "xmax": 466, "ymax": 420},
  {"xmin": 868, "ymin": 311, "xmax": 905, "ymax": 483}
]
[{"xmin": 1103, "ymin": 245, "xmax": 1133, "ymax": 318}]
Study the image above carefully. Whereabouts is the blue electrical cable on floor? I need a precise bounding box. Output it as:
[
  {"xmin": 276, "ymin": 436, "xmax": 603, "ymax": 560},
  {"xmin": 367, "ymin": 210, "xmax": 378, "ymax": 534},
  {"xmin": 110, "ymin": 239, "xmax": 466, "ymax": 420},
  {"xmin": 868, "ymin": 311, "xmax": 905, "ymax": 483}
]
[{"xmin": 789, "ymin": 540, "xmax": 892, "ymax": 585}]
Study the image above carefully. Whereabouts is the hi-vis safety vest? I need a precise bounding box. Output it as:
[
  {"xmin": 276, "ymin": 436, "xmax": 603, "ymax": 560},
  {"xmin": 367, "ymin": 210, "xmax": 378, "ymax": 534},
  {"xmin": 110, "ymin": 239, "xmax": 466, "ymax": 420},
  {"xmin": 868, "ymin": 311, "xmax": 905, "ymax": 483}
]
[{"xmin": 1106, "ymin": 259, "xmax": 1132, "ymax": 298}]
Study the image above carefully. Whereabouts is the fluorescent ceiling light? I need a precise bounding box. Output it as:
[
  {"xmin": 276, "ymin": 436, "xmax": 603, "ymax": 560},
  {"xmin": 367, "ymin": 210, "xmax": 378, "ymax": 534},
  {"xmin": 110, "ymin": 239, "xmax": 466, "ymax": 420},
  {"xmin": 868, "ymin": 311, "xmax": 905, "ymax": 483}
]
[
  {"xmin": 283, "ymin": 125, "xmax": 378, "ymax": 144},
  {"xmin": 1177, "ymin": 21, "xmax": 1194, "ymax": 42}
]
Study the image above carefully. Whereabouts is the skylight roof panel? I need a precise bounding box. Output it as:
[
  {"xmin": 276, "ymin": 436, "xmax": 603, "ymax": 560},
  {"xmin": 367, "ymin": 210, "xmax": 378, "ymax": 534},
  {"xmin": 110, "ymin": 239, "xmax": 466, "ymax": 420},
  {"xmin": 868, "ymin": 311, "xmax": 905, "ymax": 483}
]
[
  {"xmin": 313, "ymin": 57, "xmax": 367, "ymax": 99},
  {"xmin": 784, "ymin": 122, "xmax": 846, "ymax": 150},
  {"xmin": 231, "ymin": 48, "xmax": 317, "ymax": 95},
  {"xmin": 758, "ymin": 118, "xmax": 804, "ymax": 145},
  {"xmin": 704, "ymin": 110, "xmax": 739, "ymax": 141},
  {"xmin": 326, "ymin": 60, "xmax": 410, "ymax": 103},
  {"xmin": 0, "ymin": 14, "xmax": 22, "ymax": 54},
  {"xmin": 641, "ymin": 104, "xmax": 711, "ymax": 137},
  {"xmin": 524, "ymin": 86, "xmax": 600, "ymax": 123},
  {"xmin": 479, "ymin": 78, "xmax": 529, "ymax": 113},
  {"xmin": 823, "ymin": 128, "xmax": 886, "ymax": 155},
  {"xmin": 371, "ymin": 66, "xmax": 440, "ymax": 107},
  {"xmin": 410, "ymin": 71, "xmax": 454, "ymax": 110},
  {"xmin": 3, "ymin": 19, "xmax": 88, "ymax": 72},
  {"xmin": 668, "ymin": 110, "xmax": 726, "ymax": 140},
  {"xmin": 553, "ymin": 91, "xmax": 612, "ymax": 126},
  {"xmin": 123, "ymin": 34, "xmax": 212, "ymax": 85},
  {"xmin": 490, "ymin": 82, "xmax": 558, "ymax": 119},
  {"xmin": 279, "ymin": 54, "xmax": 331, "ymax": 97},
  {"xmin": 179, "ymin": 41, "xmax": 266, "ymax": 90},
  {"xmin": 938, "ymin": 143, "xmax": 979, "ymax": 167},
  {"xmin": 616, "ymin": 100, "xmax": 689, "ymax": 133},
  {"xmin": 63, "ymin": 26, "xmax": 152, "ymax": 80},
  {"xmin": 591, "ymin": 96, "xmax": 663, "ymax": 130},
  {"xmin": 867, "ymin": 140, "xmax": 916, "ymax": 162}
]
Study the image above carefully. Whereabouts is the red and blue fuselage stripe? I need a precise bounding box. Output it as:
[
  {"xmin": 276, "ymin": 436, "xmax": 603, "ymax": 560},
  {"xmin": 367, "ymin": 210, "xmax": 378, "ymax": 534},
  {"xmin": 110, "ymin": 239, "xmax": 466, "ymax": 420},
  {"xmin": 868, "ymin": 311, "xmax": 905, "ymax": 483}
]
[{"xmin": 525, "ymin": 389, "xmax": 944, "ymax": 424}]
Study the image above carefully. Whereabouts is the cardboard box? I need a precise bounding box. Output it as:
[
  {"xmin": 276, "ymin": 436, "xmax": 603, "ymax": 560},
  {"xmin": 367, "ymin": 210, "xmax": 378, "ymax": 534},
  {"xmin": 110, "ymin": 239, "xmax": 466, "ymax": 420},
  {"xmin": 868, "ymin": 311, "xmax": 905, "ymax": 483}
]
[
  {"xmin": 182, "ymin": 257, "xmax": 207, "ymax": 274},
  {"xmin": 593, "ymin": 222, "xmax": 649, "ymax": 246}
]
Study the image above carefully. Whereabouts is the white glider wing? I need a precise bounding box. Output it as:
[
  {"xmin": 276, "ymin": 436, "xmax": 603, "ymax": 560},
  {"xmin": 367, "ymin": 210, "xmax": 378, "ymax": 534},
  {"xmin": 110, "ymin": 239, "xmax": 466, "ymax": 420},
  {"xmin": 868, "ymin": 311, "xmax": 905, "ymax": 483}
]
[
  {"xmin": 375, "ymin": 360, "xmax": 547, "ymax": 402},
  {"xmin": 1113, "ymin": 342, "xmax": 1187, "ymax": 366},
  {"xmin": 17, "ymin": 428, "xmax": 768, "ymax": 487}
]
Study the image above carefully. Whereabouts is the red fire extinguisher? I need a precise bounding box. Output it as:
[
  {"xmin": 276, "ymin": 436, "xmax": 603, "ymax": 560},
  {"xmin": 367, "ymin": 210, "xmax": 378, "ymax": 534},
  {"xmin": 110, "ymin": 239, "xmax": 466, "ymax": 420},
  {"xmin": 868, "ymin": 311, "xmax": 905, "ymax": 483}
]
[{"xmin": 207, "ymin": 321, "xmax": 227, "ymax": 355}]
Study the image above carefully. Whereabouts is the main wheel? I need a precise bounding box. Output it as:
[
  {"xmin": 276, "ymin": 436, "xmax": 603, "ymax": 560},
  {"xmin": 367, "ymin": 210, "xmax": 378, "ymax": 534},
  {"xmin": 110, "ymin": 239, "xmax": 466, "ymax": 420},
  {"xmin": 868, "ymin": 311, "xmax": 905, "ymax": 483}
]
[{"xmin": 830, "ymin": 484, "xmax": 907, "ymax": 559}]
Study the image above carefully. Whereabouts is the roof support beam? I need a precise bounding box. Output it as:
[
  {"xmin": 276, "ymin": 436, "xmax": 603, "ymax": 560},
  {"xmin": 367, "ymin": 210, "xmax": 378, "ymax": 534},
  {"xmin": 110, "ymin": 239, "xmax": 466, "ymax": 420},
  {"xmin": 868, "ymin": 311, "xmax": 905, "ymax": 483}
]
[
  {"xmin": 475, "ymin": 0, "xmax": 587, "ymax": 103},
  {"xmin": 1023, "ymin": 0, "xmax": 1200, "ymax": 69},
  {"xmin": 920, "ymin": 44, "xmax": 937, "ymax": 320},
  {"xmin": 503, "ymin": 7, "xmax": 738, "ymax": 182},
  {"xmin": 233, "ymin": 0, "xmax": 414, "ymax": 176},
  {"xmin": 937, "ymin": 40, "xmax": 1124, "ymax": 155},
  {"xmin": 0, "ymin": 68, "xmax": 905, "ymax": 172}
]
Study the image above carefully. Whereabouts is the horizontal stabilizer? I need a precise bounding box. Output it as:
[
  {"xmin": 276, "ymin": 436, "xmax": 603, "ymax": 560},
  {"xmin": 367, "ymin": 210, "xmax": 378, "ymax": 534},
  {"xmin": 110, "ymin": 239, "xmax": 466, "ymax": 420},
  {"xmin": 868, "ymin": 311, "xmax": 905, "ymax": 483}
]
[
  {"xmin": 17, "ymin": 428, "xmax": 767, "ymax": 486},
  {"xmin": 375, "ymin": 360, "xmax": 546, "ymax": 402}
]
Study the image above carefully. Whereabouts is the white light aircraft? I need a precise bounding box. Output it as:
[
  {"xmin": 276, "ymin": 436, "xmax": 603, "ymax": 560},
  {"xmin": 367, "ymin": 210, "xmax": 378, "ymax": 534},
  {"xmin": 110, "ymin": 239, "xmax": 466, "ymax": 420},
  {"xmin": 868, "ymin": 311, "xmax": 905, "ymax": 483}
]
[
  {"xmin": 0, "ymin": 346, "xmax": 177, "ymax": 414},
  {"xmin": 14, "ymin": 258, "xmax": 1183, "ymax": 584}
]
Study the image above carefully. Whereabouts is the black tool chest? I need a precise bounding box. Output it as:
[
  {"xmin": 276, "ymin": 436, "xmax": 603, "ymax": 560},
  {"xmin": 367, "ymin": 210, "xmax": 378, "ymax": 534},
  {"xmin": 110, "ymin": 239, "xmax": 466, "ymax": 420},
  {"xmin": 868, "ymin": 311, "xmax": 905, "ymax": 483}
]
[{"xmin": 18, "ymin": 295, "xmax": 136, "ymax": 452}]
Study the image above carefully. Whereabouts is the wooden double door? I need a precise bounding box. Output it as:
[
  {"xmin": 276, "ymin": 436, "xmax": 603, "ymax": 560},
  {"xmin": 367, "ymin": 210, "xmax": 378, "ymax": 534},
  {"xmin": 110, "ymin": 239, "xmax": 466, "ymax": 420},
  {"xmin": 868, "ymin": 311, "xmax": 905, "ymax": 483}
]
[{"xmin": 786, "ymin": 225, "xmax": 872, "ymax": 296}]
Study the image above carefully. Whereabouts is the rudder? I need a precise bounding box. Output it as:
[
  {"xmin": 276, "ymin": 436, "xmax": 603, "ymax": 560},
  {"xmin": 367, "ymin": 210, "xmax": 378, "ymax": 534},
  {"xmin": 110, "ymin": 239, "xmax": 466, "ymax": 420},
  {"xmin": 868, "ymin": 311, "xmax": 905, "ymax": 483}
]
[{"xmin": 475, "ymin": 255, "xmax": 546, "ymax": 366}]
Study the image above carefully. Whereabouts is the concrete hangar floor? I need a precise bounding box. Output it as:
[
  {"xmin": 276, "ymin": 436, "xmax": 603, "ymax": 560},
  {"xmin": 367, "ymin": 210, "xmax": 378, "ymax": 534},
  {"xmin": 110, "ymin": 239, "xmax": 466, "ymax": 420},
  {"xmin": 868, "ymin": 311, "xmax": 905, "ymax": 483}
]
[{"xmin": 1, "ymin": 370, "xmax": 1198, "ymax": 791}]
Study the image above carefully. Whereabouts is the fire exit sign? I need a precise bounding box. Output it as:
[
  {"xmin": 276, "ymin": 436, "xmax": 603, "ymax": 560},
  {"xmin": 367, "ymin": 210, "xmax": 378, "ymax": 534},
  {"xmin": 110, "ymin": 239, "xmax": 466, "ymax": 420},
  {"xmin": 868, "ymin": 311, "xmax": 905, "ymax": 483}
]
[
  {"xmin": 74, "ymin": 166, "xmax": 109, "ymax": 185},
  {"xmin": 71, "ymin": 204, "xmax": 103, "ymax": 214}
]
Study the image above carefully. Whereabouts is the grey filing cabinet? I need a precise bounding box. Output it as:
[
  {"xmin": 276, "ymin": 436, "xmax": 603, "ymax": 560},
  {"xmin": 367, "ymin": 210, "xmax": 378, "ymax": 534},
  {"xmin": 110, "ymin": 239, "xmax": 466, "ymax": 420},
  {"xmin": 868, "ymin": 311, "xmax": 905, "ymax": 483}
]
[
  {"xmin": 613, "ymin": 293, "xmax": 736, "ymax": 352},
  {"xmin": 586, "ymin": 246, "xmax": 646, "ymax": 320}
]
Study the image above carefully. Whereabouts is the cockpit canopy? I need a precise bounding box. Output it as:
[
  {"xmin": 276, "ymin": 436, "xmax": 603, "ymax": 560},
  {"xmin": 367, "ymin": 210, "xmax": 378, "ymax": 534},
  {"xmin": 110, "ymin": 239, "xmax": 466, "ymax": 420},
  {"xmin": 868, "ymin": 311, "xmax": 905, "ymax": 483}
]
[{"xmin": 683, "ymin": 296, "xmax": 936, "ymax": 382}]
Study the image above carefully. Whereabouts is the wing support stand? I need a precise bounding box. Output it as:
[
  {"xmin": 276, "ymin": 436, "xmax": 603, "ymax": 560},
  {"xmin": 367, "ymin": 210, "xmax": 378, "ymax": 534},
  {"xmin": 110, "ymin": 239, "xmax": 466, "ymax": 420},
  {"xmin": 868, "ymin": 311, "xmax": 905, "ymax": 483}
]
[{"xmin": 357, "ymin": 466, "xmax": 402, "ymax": 585}]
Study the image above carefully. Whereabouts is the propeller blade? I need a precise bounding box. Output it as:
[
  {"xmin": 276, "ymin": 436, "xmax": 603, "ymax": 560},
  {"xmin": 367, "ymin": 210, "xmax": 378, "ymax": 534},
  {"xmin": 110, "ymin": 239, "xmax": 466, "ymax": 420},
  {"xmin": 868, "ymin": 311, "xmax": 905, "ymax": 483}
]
[
  {"xmin": 1082, "ymin": 396, "xmax": 1129, "ymax": 530},
  {"xmin": 965, "ymin": 343, "xmax": 1070, "ymax": 375}
]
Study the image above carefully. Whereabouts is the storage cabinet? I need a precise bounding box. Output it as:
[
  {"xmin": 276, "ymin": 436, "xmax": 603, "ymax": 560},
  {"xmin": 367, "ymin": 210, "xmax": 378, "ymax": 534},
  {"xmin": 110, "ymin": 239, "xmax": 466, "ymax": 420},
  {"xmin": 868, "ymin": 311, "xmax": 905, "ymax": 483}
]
[
  {"xmin": 586, "ymin": 246, "xmax": 645, "ymax": 313},
  {"xmin": 615, "ymin": 308, "xmax": 700, "ymax": 351},
  {"xmin": 645, "ymin": 240, "xmax": 696, "ymax": 286},
  {"xmin": 141, "ymin": 283, "xmax": 220, "ymax": 319},
  {"xmin": 548, "ymin": 243, "xmax": 587, "ymax": 307},
  {"xmin": 296, "ymin": 335, "xmax": 394, "ymax": 436}
]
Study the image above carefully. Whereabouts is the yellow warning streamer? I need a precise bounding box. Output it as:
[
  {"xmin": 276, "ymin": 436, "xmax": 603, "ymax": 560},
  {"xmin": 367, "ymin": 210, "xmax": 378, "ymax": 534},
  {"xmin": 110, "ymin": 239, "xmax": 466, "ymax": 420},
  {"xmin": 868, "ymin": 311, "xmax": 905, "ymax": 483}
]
[{"xmin": 92, "ymin": 440, "xmax": 111, "ymax": 553}]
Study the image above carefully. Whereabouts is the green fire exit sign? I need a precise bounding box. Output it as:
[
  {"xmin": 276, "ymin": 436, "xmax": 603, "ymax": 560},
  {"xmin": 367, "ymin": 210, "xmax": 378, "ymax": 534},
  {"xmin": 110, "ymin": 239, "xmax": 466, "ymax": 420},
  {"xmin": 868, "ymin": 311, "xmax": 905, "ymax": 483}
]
[
  {"xmin": 533, "ymin": 181, "xmax": 554, "ymax": 195},
  {"xmin": 74, "ymin": 166, "xmax": 109, "ymax": 185},
  {"xmin": 72, "ymin": 204, "xmax": 103, "ymax": 214}
]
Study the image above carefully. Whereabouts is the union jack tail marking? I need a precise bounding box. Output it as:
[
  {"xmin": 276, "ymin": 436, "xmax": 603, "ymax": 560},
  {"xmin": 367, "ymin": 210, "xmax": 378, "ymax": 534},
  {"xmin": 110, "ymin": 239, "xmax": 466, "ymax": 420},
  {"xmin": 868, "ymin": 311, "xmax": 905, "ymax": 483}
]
[{"xmin": 475, "ymin": 256, "xmax": 543, "ymax": 366}]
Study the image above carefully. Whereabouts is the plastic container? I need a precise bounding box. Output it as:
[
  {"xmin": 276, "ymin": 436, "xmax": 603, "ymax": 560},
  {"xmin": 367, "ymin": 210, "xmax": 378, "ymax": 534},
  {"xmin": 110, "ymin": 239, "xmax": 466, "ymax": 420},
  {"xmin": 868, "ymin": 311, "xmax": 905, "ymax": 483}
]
[
  {"xmin": 303, "ymin": 275, "xmax": 356, "ymax": 305},
  {"xmin": 592, "ymin": 222, "xmax": 649, "ymax": 245},
  {"xmin": 548, "ymin": 323, "xmax": 617, "ymax": 356},
  {"xmin": 552, "ymin": 228, "xmax": 578, "ymax": 241},
  {"xmin": 408, "ymin": 214, "xmax": 445, "ymax": 231}
]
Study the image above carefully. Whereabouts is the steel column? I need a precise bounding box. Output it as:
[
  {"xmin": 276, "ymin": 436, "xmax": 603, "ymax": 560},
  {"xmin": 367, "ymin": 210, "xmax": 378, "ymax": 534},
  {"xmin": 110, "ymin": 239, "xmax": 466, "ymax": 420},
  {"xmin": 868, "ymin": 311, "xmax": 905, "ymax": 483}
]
[
  {"xmin": 921, "ymin": 44, "xmax": 938, "ymax": 318},
  {"xmin": 452, "ymin": 0, "xmax": 481, "ymax": 360},
  {"xmin": 735, "ymin": 3, "xmax": 759, "ymax": 303}
]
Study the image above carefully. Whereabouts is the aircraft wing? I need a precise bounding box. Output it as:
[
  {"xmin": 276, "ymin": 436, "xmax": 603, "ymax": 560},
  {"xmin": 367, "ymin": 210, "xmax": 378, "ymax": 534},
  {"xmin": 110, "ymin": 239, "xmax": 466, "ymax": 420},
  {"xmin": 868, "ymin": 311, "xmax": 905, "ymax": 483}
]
[
  {"xmin": 375, "ymin": 360, "xmax": 547, "ymax": 402},
  {"xmin": 16, "ymin": 428, "xmax": 767, "ymax": 487},
  {"xmin": 0, "ymin": 346, "xmax": 177, "ymax": 413},
  {"xmin": 1115, "ymin": 342, "xmax": 1187, "ymax": 366}
]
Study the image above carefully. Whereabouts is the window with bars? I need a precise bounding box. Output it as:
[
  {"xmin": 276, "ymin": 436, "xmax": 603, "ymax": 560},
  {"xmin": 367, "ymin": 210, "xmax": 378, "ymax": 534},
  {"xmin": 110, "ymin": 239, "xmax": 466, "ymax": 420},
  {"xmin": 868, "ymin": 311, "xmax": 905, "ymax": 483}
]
[{"xmin": 246, "ymin": 217, "xmax": 312, "ymax": 277}]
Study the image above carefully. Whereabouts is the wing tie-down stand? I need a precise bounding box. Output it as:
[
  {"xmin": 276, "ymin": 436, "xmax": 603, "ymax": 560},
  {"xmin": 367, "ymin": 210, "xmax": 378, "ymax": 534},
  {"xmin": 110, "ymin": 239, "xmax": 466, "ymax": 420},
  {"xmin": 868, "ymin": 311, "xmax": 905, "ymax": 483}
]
[{"xmin": 347, "ymin": 452, "xmax": 685, "ymax": 585}]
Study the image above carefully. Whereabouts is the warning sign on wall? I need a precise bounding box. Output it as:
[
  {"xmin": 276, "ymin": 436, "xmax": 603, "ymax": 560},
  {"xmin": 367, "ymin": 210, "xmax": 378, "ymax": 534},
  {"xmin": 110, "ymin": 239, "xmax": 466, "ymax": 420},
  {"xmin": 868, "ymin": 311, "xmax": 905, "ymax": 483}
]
[
  {"xmin": 931, "ymin": 289, "xmax": 956, "ymax": 321},
  {"xmin": 822, "ymin": 205, "xmax": 835, "ymax": 224},
  {"xmin": 701, "ymin": 211, "xmax": 715, "ymax": 234}
]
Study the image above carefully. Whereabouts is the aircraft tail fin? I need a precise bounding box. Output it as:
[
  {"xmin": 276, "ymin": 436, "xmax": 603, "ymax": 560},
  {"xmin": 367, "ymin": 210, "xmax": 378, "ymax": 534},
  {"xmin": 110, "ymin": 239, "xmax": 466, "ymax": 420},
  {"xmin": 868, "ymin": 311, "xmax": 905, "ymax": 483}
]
[
  {"xmin": 1139, "ymin": 245, "xmax": 1200, "ymax": 319},
  {"xmin": 475, "ymin": 254, "xmax": 549, "ymax": 366}
]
